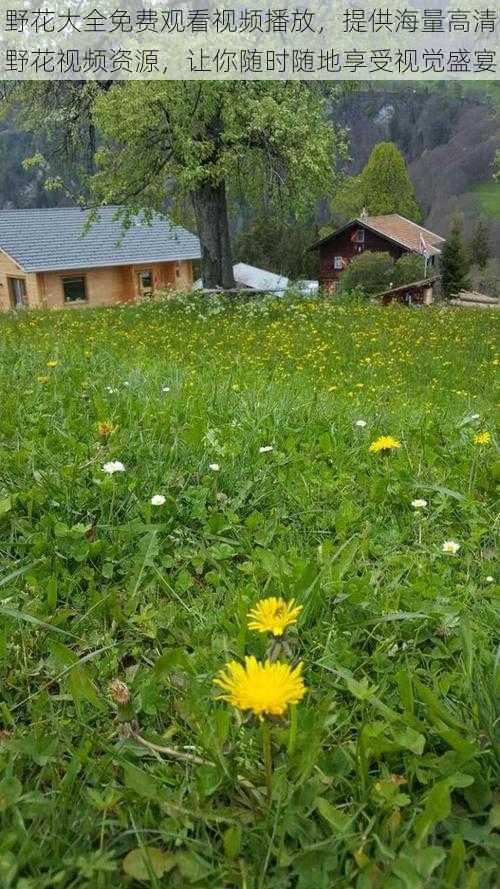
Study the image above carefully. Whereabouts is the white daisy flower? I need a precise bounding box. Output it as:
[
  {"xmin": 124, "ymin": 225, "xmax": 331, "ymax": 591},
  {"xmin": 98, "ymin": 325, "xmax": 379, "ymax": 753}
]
[
  {"xmin": 259, "ymin": 445, "xmax": 274, "ymax": 453},
  {"xmin": 151, "ymin": 494, "xmax": 166, "ymax": 506},
  {"xmin": 102, "ymin": 461, "xmax": 125, "ymax": 474},
  {"xmin": 411, "ymin": 499, "xmax": 428, "ymax": 509},
  {"xmin": 355, "ymin": 420, "xmax": 367, "ymax": 428},
  {"xmin": 442, "ymin": 540, "xmax": 460, "ymax": 555},
  {"xmin": 208, "ymin": 463, "xmax": 220, "ymax": 472},
  {"xmin": 486, "ymin": 576, "xmax": 494, "ymax": 583},
  {"xmin": 161, "ymin": 386, "xmax": 170, "ymax": 394}
]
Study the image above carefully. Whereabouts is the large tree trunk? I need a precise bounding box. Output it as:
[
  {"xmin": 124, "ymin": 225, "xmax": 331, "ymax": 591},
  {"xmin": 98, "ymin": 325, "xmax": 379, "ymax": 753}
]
[{"xmin": 193, "ymin": 181, "xmax": 235, "ymax": 289}]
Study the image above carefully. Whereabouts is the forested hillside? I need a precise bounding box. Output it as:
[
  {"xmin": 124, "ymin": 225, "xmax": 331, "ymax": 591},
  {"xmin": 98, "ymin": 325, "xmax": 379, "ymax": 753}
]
[
  {"xmin": 0, "ymin": 121, "xmax": 54, "ymax": 209},
  {"xmin": 332, "ymin": 83, "xmax": 500, "ymax": 250},
  {"xmin": 1, "ymin": 82, "xmax": 498, "ymax": 258}
]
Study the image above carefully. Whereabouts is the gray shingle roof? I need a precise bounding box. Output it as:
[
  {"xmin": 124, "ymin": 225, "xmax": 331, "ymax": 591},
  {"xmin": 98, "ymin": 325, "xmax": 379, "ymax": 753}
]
[{"xmin": 0, "ymin": 206, "xmax": 201, "ymax": 273}]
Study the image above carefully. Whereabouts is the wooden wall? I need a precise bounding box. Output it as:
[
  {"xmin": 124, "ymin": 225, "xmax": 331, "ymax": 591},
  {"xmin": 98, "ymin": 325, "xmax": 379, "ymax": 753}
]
[
  {"xmin": 0, "ymin": 255, "xmax": 194, "ymax": 312},
  {"xmin": 318, "ymin": 224, "xmax": 405, "ymax": 290},
  {"xmin": 136, "ymin": 259, "xmax": 193, "ymax": 296},
  {"xmin": 39, "ymin": 265, "xmax": 133, "ymax": 308},
  {"xmin": 0, "ymin": 249, "xmax": 40, "ymax": 312}
]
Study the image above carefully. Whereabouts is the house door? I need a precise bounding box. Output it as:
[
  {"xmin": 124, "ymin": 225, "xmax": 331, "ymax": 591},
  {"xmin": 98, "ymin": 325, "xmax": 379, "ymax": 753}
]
[
  {"xmin": 137, "ymin": 270, "xmax": 154, "ymax": 298},
  {"xmin": 8, "ymin": 277, "xmax": 27, "ymax": 309}
]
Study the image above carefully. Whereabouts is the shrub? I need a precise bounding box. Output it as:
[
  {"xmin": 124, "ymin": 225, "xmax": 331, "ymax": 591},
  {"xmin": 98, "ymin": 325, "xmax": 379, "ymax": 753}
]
[
  {"xmin": 392, "ymin": 253, "xmax": 427, "ymax": 286},
  {"xmin": 339, "ymin": 251, "xmax": 428, "ymax": 297},
  {"xmin": 339, "ymin": 251, "xmax": 394, "ymax": 296}
]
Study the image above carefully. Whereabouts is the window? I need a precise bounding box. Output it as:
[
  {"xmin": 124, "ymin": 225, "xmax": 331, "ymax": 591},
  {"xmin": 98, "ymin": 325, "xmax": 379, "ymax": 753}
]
[
  {"xmin": 63, "ymin": 276, "xmax": 87, "ymax": 303},
  {"xmin": 353, "ymin": 229, "xmax": 365, "ymax": 243},
  {"xmin": 138, "ymin": 270, "xmax": 153, "ymax": 295},
  {"xmin": 7, "ymin": 277, "xmax": 27, "ymax": 309},
  {"xmin": 333, "ymin": 256, "xmax": 343, "ymax": 270}
]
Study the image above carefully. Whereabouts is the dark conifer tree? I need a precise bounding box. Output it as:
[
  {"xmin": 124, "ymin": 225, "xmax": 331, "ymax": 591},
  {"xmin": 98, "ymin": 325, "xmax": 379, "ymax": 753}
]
[
  {"xmin": 441, "ymin": 215, "xmax": 471, "ymax": 296},
  {"xmin": 469, "ymin": 218, "xmax": 491, "ymax": 270}
]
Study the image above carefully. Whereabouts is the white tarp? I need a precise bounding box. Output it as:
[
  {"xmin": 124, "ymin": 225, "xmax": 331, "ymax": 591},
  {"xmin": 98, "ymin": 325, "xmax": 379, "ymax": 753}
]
[
  {"xmin": 193, "ymin": 262, "xmax": 288, "ymax": 293},
  {"xmin": 232, "ymin": 262, "xmax": 289, "ymax": 293},
  {"xmin": 193, "ymin": 264, "xmax": 319, "ymax": 295}
]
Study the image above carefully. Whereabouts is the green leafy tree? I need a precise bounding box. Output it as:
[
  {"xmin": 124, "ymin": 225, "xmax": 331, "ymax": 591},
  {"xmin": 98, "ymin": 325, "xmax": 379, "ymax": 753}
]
[
  {"xmin": 468, "ymin": 218, "xmax": 491, "ymax": 270},
  {"xmin": 330, "ymin": 174, "xmax": 364, "ymax": 221},
  {"xmin": 339, "ymin": 251, "xmax": 394, "ymax": 295},
  {"xmin": 7, "ymin": 82, "xmax": 344, "ymax": 288},
  {"xmin": 333, "ymin": 142, "xmax": 421, "ymax": 222},
  {"xmin": 90, "ymin": 82, "xmax": 342, "ymax": 288},
  {"xmin": 440, "ymin": 215, "xmax": 471, "ymax": 296}
]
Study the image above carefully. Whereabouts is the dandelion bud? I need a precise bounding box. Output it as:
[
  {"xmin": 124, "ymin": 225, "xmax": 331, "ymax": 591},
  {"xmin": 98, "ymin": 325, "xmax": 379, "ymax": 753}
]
[
  {"xmin": 109, "ymin": 679, "xmax": 131, "ymax": 705},
  {"xmin": 98, "ymin": 421, "xmax": 117, "ymax": 437}
]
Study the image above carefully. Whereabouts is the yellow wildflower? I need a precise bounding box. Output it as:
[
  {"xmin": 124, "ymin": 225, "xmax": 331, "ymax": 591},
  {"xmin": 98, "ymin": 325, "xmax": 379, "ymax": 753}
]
[
  {"xmin": 214, "ymin": 656, "xmax": 306, "ymax": 718},
  {"xmin": 46, "ymin": 360, "xmax": 58, "ymax": 368},
  {"xmin": 369, "ymin": 435, "xmax": 401, "ymax": 453},
  {"xmin": 473, "ymin": 431, "xmax": 491, "ymax": 446},
  {"xmin": 37, "ymin": 375, "xmax": 49, "ymax": 384},
  {"xmin": 248, "ymin": 597, "xmax": 302, "ymax": 637}
]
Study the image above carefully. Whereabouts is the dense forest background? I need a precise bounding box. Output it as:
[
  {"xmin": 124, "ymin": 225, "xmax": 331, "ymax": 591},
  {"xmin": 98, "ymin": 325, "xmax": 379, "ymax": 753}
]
[
  {"xmin": 333, "ymin": 83, "xmax": 499, "ymax": 249},
  {"xmin": 1, "ymin": 81, "xmax": 499, "ymax": 272}
]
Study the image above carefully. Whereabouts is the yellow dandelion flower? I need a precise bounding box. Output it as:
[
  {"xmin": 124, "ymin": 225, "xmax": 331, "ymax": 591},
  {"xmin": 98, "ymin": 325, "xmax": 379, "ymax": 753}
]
[
  {"xmin": 473, "ymin": 431, "xmax": 491, "ymax": 446},
  {"xmin": 248, "ymin": 597, "xmax": 302, "ymax": 637},
  {"xmin": 214, "ymin": 656, "xmax": 306, "ymax": 718},
  {"xmin": 369, "ymin": 435, "xmax": 401, "ymax": 453},
  {"xmin": 46, "ymin": 360, "xmax": 58, "ymax": 368}
]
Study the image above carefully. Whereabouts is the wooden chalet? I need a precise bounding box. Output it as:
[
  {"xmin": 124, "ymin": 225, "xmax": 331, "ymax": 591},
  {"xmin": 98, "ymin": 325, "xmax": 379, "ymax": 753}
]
[{"xmin": 310, "ymin": 213, "xmax": 445, "ymax": 291}]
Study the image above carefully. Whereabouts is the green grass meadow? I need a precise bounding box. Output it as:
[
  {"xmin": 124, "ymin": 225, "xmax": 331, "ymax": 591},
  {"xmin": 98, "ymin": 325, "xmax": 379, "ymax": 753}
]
[
  {"xmin": 0, "ymin": 295, "xmax": 499, "ymax": 888},
  {"xmin": 470, "ymin": 181, "xmax": 500, "ymax": 219}
]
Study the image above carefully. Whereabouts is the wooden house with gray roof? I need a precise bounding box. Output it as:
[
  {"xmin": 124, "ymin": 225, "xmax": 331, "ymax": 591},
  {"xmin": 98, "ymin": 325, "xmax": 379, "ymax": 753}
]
[{"xmin": 0, "ymin": 206, "xmax": 201, "ymax": 311}]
